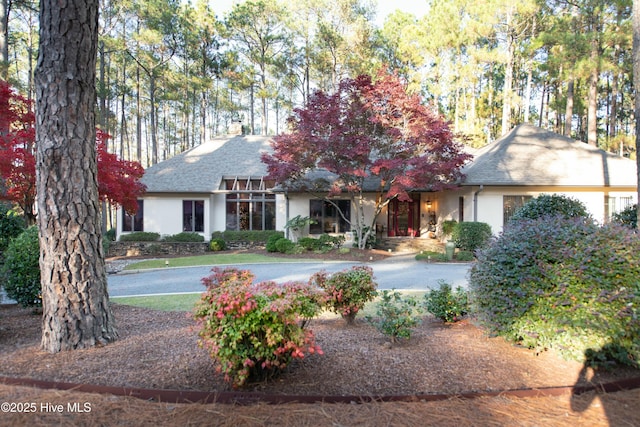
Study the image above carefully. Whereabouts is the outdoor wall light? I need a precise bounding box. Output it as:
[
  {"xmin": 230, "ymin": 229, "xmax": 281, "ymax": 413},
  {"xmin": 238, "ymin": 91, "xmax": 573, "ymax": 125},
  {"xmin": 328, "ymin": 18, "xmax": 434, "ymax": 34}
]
[{"xmin": 426, "ymin": 200, "xmax": 432, "ymax": 209}]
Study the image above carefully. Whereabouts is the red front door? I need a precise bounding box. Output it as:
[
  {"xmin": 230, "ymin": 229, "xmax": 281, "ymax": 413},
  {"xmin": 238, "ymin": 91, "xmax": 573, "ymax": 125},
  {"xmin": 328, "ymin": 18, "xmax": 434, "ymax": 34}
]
[{"xmin": 388, "ymin": 197, "xmax": 420, "ymax": 237}]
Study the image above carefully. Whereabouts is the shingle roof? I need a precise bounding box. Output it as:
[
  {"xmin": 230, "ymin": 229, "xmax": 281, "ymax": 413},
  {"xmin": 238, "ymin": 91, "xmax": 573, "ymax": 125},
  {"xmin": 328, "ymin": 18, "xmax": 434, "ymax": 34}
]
[
  {"xmin": 141, "ymin": 125, "xmax": 638, "ymax": 194},
  {"xmin": 141, "ymin": 135, "xmax": 273, "ymax": 193},
  {"xmin": 462, "ymin": 124, "xmax": 638, "ymax": 187}
]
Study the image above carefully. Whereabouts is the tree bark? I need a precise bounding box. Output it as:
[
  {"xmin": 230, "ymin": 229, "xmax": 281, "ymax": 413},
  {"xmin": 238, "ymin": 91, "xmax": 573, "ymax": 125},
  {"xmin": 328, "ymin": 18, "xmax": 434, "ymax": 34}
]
[
  {"xmin": 633, "ymin": 0, "xmax": 640, "ymax": 227},
  {"xmin": 34, "ymin": 0, "xmax": 118, "ymax": 353},
  {"xmin": 0, "ymin": 0, "xmax": 7, "ymax": 79}
]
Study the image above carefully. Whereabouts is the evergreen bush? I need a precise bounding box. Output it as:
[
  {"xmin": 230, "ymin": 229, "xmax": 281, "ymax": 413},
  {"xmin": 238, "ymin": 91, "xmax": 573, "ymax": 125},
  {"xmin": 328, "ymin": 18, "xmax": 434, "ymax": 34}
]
[
  {"xmin": 510, "ymin": 194, "xmax": 589, "ymax": 222},
  {"xmin": 310, "ymin": 266, "xmax": 378, "ymax": 324},
  {"xmin": 612, "ymin": 204, "xmax": 637, "ymax": 229},
  {"xmin": 469, "ymin": 216, "xmax": 640, "ymax": 366},
  {"xmin": 0, "ymin": 204, "xmax": 25, "ymax": 254},
  {"xmin": 423, "ymin": 281, "xmax": 468, "ymax": 323},
  {"xmin": 164, "ymin": 232, "xmax": 205, "ymax": 242},
  {"xmin": 367, "ymin": 290, "xmax": 423, "ymax": 343},
  {"xmin": 119, "ymin": 231, "xmax": 161, "ymax": 242},
  {"xmin": 209, "ymin": 238, "xmax": 226, "ymax": 251},
  {"xmin": 451, "ymin": 222, "xmax": 492, "ymax": 252},
  {"xmin": 2, "ymin": 226, "xmax": 41, "ymax": 307},
  {"xmin": 194, "ymin": 267, "xmax": 324, "ymax": 387}
]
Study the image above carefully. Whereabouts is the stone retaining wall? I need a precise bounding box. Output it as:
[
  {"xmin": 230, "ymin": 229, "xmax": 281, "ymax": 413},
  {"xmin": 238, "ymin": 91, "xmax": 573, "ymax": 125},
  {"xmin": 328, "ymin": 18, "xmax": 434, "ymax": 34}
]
[
  {"xmin": 107, "ymin": 242, "xmax": 209, "ymax": 258},
  {"xmin": 107, "ymin": 241, "xmax": 266, "ymax": 258}
]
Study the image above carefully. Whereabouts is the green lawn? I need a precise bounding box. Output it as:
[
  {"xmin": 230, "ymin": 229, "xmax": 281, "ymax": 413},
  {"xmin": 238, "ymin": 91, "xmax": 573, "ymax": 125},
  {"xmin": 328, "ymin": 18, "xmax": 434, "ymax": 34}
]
[
  {"xmin": 123, "ymin": 253, "xmax": 314, "ymax": 270},
  {"xmin": 111, "ymin": 290, "xmax": 427, "ymax": 316}
]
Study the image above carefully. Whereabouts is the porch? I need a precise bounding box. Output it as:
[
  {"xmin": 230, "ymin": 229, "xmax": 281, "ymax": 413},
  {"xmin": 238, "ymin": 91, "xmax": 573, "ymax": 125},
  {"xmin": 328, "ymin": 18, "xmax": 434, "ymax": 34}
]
[{"xmin": 375, "ymin": 237, "xmax": 445, "ymax": 254}]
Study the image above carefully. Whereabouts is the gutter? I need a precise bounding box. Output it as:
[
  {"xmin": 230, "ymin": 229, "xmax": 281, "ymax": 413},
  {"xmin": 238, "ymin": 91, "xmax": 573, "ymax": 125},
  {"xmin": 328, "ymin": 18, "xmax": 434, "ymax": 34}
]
[{"xmin": 473, "ymin": 185, "xmax": 484, "ymax": 221}]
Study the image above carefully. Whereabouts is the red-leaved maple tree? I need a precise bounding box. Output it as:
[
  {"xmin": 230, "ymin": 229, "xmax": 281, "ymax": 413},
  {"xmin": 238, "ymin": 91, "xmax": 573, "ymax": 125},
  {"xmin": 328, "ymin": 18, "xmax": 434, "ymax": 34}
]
[
  {"xmin": 262, "ymin": 70, "xmax": 472, "ymax": 248},
  {"xmin": 0, "ymin": 80, "xmax": 145, "ymax": 224}
]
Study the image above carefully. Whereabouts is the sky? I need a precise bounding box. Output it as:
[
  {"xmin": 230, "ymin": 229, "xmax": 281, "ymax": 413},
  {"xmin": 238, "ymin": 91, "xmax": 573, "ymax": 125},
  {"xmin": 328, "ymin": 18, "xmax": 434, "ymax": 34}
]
[{"xmin": 208, "ymin": 0, "xmax": 429, "ymax": 26}]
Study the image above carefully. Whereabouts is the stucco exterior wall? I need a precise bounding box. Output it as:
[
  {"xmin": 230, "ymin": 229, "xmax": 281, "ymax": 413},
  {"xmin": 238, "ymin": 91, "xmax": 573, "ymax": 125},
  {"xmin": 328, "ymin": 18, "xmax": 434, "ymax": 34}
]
[{"xmin": 441, "ymin": 186, "xmax": 639, "ymax": 236}]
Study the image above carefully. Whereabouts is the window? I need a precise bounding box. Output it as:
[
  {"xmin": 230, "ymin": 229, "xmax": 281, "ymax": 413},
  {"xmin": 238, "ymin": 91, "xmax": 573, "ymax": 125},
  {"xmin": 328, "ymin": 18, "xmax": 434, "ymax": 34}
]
[
  {"xmin": 183, "ymin": 200, "xmax": 204, "ymax": 232},
  {"xmin": 605, "ymin": 196, "xmax": 633, "ymax": 221},
  {"xmin": 225, "ymin": 177, "xmax": 275, "ymax": 231},
  {"xmin": 122, "ymin": 200, "xmax": 144, "ymax": 232},
  {"xmin": 309, "ymin": 200, "xmax": 351, "ymax": 234},
  {"xmin": 503, "ymin": 195, "xmax": 532, "ymax": 224}
]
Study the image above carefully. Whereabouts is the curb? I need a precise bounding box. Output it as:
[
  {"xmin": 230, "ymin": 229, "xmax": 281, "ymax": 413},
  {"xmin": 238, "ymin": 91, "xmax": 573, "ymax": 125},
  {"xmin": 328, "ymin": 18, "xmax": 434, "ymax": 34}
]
[{"xmin": 1, "ymin": 375, "xmax": 639, "ymax": 405}]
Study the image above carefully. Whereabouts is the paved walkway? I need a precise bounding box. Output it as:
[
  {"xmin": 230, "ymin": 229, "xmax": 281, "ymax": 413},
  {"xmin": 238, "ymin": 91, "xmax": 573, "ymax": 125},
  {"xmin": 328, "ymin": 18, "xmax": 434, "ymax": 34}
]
[{"xmin": 107, "ymin": 255, "xmax": 472, "ymax": 298}]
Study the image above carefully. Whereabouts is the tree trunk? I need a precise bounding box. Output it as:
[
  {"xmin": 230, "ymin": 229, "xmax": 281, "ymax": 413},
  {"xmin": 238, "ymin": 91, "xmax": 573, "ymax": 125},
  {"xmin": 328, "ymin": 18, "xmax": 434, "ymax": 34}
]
[
  {"xmin": 34, "ymin": 0, "xmax": 118, "ymax": 353},
  {"xmin": 564, "ymin": 80, "xmax": 574, "ymax": 137},
  {"xmin": 0, "ymin": 0, "xmax": 8, "ymax": 80},
  {"xmin": 633, "ymin": 0, "xmax": 640, "ymax": 227}
]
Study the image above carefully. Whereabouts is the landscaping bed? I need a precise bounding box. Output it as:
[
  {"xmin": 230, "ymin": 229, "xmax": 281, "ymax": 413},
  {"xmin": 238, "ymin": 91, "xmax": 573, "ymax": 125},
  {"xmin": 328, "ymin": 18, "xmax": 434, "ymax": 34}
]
[{"xmin": 0, "ymin": 302, "xmax": 639, "ymax": 425}]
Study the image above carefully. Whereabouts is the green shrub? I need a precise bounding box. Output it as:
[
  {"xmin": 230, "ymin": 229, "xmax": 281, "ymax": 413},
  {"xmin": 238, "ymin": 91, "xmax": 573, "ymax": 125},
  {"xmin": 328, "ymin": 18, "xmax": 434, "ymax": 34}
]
[
  {"xmin": 451, "ymin": 222, "xmax": 492, "ymax": 252},
  {"xmin": 415, "ymin": 251, "xmax": 447, "ymax": 262},
  {"xmin": 366, "ymin": 290, "xmax": 423, "ymax": 343},
  {"xmin": 119, "ymin": 231, "xmax": 161, "ymax": 242},
  {"xmin": 423, "ymin": 281, "xmax": 468, "ymax": 323},
  {"xmin": 266, "ymin": 233, "xmax": 284, "ymax": 252},
  {"xmin": 298, "ymin": 237, "xmax": 324, "ymax": 251},
  {"xmin": 2, "ymin": 226, "xmax": 41, "ymax": 307},
  {"xmin": 612, "ymin": 204, "xmax": 637, "ymax": 229},
  {"xmin": 469, "ymin": 216, "xmax": 640, "ymax": 366},
  {"xmin": 164, "ymin": 232, "xmax": 205, "ymax": 242},
  {"xmin": 510, "ymin": 194, "xmax": 590, "ymax": 222},
  {"xmin": 194, "ymin": 267, "xmax": 324, "ymax": 388},
  {"xmin": 455, "ymin": 250, "xmax": 475, "ymax": 262},
  {"xmin": 211, "ymin": 230, "xmax": 283, "ymax": 244},
  {"xmin": 275, "ymin": 238, "xmax": 295, "ymax": 253},
  {"xmin": 104, "ymin": 228, "xmax": 116, "ymax": 242},
  {"xmin": 0, "ymin": 204, "xmax": 25, "ymax": 254},
  {"xmin": 318, "ymin": 233, "xmax": 345, "ymax": 249},
  {"xmin": 209, "ymin": 238, "xmax": 226, "ymax": 251},
  {"xmin": 310, "ymin": 266, "xmax": 378, "ymax": 324}
]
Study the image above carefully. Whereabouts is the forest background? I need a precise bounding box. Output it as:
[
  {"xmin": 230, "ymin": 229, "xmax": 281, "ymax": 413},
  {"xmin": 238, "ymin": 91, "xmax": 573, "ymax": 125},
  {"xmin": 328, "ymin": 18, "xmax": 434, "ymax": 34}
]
[{"xmin": 0, "ymin": 0, "xmax": 634, "ymax": 170}]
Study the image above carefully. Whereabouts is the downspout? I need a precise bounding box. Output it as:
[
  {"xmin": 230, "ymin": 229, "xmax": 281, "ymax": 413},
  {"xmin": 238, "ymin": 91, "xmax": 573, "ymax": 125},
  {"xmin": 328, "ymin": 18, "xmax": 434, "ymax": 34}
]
[
  {"xmin": 284, "ymin": 190, "xmax": 290, "ymax": 239},
  {"xmin": 473, "ymin": 185, "xmax": 484, "ymax": 222}
]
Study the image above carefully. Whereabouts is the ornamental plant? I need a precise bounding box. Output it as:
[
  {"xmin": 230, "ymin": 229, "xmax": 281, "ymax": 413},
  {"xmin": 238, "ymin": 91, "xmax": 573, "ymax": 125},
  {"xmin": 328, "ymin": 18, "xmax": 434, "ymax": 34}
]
[
  {"xmin": 1, "ymin": 226, "xmax": 41, "ymax": 307},
  {"xmin": 310, "ymin": 265, "xmax": 378, "ymax": 324},
  {"xmin": 194, "ymin": 267, "xmax": 324, "ymax": 388},
  {"xmin": 423, "ymin": 281, "xmax": 469, "ymax": 323},
  {"xmin": 367, "ymin": 290, "xmax": 423, "ymax": 343},
  {"xmin": 509, "ymin": 194, "xmax": 590, "ymax": 222},
  {"xmin": 470, "ymin": 216, "xmax": 640, "ymax": 366}
]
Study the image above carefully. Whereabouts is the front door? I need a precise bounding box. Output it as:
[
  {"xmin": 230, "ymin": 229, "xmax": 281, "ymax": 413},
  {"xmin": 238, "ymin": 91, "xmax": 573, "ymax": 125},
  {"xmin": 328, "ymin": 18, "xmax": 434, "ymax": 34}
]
[{"xmin": 388, "ymin": 196, "xmax": 420, "ymax": 237}]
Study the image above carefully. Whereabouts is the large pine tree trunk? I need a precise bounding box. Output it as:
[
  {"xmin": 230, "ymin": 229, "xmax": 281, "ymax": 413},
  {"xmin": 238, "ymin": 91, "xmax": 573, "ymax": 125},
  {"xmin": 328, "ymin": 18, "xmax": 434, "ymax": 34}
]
[{"xmin": 34, "ymin": 0, "xmax": 118, "ymax": 353}]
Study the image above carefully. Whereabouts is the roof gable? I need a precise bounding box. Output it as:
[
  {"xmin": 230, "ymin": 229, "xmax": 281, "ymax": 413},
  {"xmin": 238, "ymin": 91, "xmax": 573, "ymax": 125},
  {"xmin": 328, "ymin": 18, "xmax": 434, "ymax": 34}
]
[
  {"xmin": 141, "ymin": 135, "xmax": 273, "ymax": 193},
  {"xmin": 462, "ymin": 124, "xmax": 637, "ymax": 187}
]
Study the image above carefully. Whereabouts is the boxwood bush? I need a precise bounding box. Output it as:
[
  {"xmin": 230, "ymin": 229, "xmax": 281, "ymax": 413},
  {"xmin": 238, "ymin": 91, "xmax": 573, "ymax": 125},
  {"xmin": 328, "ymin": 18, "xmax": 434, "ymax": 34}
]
[
  {"xmin": 1, "ymin": 226, "xmax": 41, "ymax": 307},
  {"xmin": 164, "ymin": 232, "xmax": 204, "ymax": 242},
  {"xmin": 469, "ymin": 216, "xmax": 640, "ymax": 367},
  {"xmin": 451, "ymin": 221, "xmax": 492, "ymax": 252},
  {"xmin": 119, "ymin": 232, "xmax": 161, "ymax": 242},
  {"xmin": 211, "ymin": 230, "xmax": 283, "ymax": 244}
]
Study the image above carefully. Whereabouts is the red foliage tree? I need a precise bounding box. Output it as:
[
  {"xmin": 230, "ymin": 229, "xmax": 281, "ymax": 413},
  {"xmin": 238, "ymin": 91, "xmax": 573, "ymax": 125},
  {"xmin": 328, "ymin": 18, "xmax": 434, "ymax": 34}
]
[
  {"xmin": 262, "ymin": 70, "xmax": 472, "ymax": 248},
  {"xmin": 0, "ymin": 80, "xmax": 145, "ymax": 224}
]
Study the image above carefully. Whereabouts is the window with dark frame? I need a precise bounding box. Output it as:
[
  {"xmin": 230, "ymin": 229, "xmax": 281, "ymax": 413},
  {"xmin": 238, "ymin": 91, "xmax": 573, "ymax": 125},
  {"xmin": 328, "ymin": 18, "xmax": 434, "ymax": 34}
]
[
  {"xmin": 183, "ymin": 200, "xmax": 205, "ymax": 232},
  {"xmin": 225, "ymin": 177, "xmax": 276, "ymax": 231},
  {"xmin": 309, "ymin": 200, "xmax": 351, "ymax": 234},
  {"xmin": 122, "ymin": 200, "xmax": 144, "ymax": 232},
  {"xmin": 503, "ymin": 195, "xmax": 532, "ymax": 224}
]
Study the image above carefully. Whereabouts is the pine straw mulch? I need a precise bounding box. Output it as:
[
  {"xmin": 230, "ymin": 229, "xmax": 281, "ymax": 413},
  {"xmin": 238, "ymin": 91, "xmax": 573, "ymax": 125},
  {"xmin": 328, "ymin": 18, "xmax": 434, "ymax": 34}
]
[{"xmin": 0, "ymin": 303, "xmax": 639, "ymax": 426}]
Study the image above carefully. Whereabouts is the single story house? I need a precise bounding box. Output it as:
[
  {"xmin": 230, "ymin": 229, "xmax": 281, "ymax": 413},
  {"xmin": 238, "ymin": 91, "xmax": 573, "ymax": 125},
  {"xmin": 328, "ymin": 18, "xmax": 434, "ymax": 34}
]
[{"xmin": 117, "ymin": 124, "xmax": 638, "ymax": 243}]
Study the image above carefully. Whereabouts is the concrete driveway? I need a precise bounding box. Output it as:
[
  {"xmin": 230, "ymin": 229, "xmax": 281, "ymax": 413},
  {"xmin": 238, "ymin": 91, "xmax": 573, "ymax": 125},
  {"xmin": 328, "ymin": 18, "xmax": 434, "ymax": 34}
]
[{"xmin": 107, "ymin": 255, "xmax": 472, "ymax": 297}]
